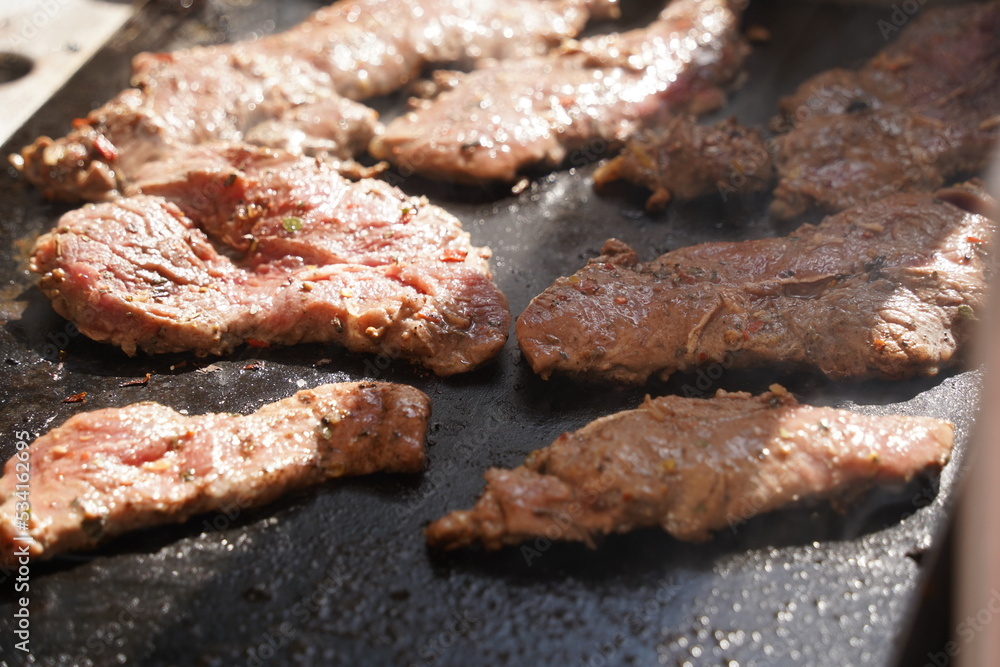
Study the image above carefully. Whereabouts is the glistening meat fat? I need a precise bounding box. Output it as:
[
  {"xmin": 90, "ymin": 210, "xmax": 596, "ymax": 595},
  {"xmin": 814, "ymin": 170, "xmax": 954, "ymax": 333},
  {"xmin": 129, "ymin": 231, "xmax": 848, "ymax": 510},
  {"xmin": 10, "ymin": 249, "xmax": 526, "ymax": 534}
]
[
  {"xmin": 30, "ymin": 144, "xmax": 510, "ymax": 376},
  {"xmin": 517, "ymin": 186, "xmax": 994, "ymax": 384},
  {"xmin": 426, "ymin": 387, "xmax": 953, "ymax": 550},
  {"xmin": 0, "ymin": 382, "xmax": 429, "ymax": 563},
  {"xmin": 371, "ymin": 0, "xmax": 749, "ymax": 183},
  {"xmin": 12, "ymin": 0, "xmax": 619, "ymax": 201}
]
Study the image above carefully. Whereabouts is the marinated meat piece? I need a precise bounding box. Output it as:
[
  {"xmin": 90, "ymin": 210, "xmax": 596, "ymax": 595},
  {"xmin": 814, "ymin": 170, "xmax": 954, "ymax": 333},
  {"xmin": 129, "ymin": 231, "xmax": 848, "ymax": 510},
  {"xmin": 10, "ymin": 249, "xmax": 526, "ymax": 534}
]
[
  {"xmin": 771, "ymin": 106, "xmax": 987, "ymax": 221},
  {"xmin": 426, "ymin": 387, "xmax": 953, "ymax": 549},
  {"xmin": 15, "ymin": 54, "xmax": 382, "ymax": 203},
  {"xmin": 30, "ymin": 144, "xmax": 510, "ymax": 376},
  {"xmin": 371, "ymin": 0, "xmax": 749, "ymax": 183},
  {"xmin": 12, "ymin": 0, "xmax": 619, "ymax": 202},
  {"xmin": 517, "ymin": 186, "xmax": 995, "ymax": 384},
  {"xmin": 592, "ymin": 116, "xmax": 774, "ymax": 211},
  {"xmin": 769, "ymin": 0, "xmax": 1000, "ymax": 220},
  {"xmin": 775, "ymin": 1, "xmax": 1000, "ymax": 125},
  {"xmin": 0, "ymin": 382, "xmax": 429, "ymax": 563}
]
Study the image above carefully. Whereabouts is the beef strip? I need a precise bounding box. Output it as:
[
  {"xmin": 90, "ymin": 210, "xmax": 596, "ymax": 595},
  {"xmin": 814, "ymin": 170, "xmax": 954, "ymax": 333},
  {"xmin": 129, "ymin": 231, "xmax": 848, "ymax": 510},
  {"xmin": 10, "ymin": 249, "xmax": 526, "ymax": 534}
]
[
  {"xmin": 0, "ymin": 382, "xmax": 429, "ymax": 564},
  {"xmin": 592, "ymin": 116, "xmax": 774, "ymax": 211},
  {"xmin": 426, "ymin": 387, "xmax": 953, "ymax": 549},
  {"xmin": 370, "ymin": 0, "xmax": 749, "ymax": 183},
  {"xmin": 769, "ymin": 0, "xmax": 1000, "ymax": 220},
  {"xmin": 516, "ymin": 185, "xmax": 995, "ymax": 384},
  {"xmin": 30, "ymin": 144, "xmax": 510, "ymax": 376},
  {"xmin": 12, "ymin": 0, "xmax": 619, "ymax": 202}
]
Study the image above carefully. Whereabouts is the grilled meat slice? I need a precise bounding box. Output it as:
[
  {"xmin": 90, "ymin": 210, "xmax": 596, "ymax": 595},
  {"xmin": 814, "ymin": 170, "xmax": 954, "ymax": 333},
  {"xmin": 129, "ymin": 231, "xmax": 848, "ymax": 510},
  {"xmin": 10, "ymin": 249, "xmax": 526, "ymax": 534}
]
[
  {"xmin": 592, "ymin": 116, "xmax": 774, "ymax": 211},
  {"xmin": 0, "ymin": 382, "xmax": 429, "ymax": 563},
  {"xmin": 769, "ymin": 0, "xmax": 1000, "ymax": 220},
  {"xmin": 30, "ymin": 144, "xmax": 510, "ymax": 375},
  {"xmin": 426, "ymin": 387, "xmax": 953, "ymax": 549},
  {"xmin": 371, "ymin": 0, "xmax": 749, "ymax": 183},
  {"xmin": 13, "ymin": 0, "xmax": 619, "ymax": 202},
  {"xmin": 517, "ymin": 186, "xmax": 994, "ymax": 384}
]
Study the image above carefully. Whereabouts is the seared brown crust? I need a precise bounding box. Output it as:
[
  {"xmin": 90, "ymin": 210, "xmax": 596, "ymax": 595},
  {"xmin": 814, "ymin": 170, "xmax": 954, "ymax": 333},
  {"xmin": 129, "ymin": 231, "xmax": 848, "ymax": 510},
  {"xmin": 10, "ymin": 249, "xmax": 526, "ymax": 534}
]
[
  {"xmin": 29, "ymin": 144, "xmax": 510, "ymax": 376},
  {"xmin": 371, "ymin": 0, "xmax": 749, "ymax": 183},
  {"xmin": 516, "ymin": 186, "xmax": 995, "ymax": 384},
  {"xmin": 426, "ymin": 388, "xmax": 953, "ymax": 550},
  {"xmin": 769, "ymin": 1, "xmax": 1000, "ymax": 220},
  {"xmin": 593, "ymin": 116, "xmax": 774, "ymax": 210},
  {"xmin": 0, "ymin": 382, "xmax": 429, "ymax": 564}
]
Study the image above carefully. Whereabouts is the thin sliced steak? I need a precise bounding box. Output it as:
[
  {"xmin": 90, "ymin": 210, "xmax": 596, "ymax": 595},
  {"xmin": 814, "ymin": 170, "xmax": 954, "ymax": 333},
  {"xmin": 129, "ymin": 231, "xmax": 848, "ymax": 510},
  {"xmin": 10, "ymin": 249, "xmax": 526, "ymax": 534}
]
[
  {"xmin": 371, "ymin": 0, "xmax": 749, "ymax": 183},
  {"xmin": 516, "ymin": 185, "xmax": 995, "ymax": 384},
  {"xmin": 592, "ymin": 116, "xmax": 774, "ymax": 210},
  {"xmin": 426, "ymin": 387, "xmax": 953, "ymax": 549},
  {"xmin": 12, "ymin": 0, "xmax": 619, "ymax": 202},
  {"xmin": 769, "ymin": 0, "xmax": 1000, "ymax": 220},
  {"xmin": 0, "ymin": 382, "xmax": 429, "ymax": 563},
  {"xmin": 30, "ymin": 144, "xmax": 510, "ymax": 375}
]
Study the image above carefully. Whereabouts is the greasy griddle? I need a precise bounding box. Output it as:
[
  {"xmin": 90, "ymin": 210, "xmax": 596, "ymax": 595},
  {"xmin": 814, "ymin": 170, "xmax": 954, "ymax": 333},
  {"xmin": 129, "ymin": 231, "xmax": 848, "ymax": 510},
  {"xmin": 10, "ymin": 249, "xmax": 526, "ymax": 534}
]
[{"xmin": 0, "ymin": 1, "xmax": 981, "ymax": 664}]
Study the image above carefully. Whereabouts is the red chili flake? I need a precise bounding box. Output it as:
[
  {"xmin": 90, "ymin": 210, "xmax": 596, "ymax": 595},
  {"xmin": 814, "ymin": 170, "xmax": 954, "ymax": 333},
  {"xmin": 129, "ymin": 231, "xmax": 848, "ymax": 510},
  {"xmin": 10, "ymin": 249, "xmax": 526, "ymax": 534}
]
[
  {"xmin": 62, "ymin": 392, "xmax": 87, "ymax": 404},
  {"xmin": 246, "ymin": 339, "xmax": 270, "ymax": 349},
  {"xmin": 968, "ymin": 236, "xmax": 985, "ymax": 244},
  {"xmin": 675, "ymin": 269, "xmax": 697, "ymax": 285},
  {"xmin": 439, "ymin": 249, "xmax": 468, "ymax": 263},
  {"xmin": 242, "ymin": 362, "xmax": 262, "ymax": 371},
  {"xmin": 416, "ymin": 312, "xmax": 444, "ymax": 324},
  {"xmin": 573, "ymin": 278, "xmax": 600, "ymax": 295},
  {"xmin": 71, "ymin": 117, "xmax": 89, "ymax": 129},
  {"xmin": 613, "ymin": 296, "xmax": 628, "ymax": 305},
  {"xmin": 744, "ymin": 319, "xmax": 765, "ymax": 338},
  {"xmin": 92, "ymin": 134, "xmax": 118, "ymax": 161},
  {"xmin": 120, "ymin": 373, "xmax": 152, "ymax": 387},
  {"xmin": 872, "ymin": 338, "xmax": 887, "ymax": 352}
]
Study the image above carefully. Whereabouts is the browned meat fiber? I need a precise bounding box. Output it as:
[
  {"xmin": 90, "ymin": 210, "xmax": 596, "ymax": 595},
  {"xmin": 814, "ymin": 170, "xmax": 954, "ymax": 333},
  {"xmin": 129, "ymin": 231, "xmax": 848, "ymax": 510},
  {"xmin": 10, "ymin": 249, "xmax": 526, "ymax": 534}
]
[
  {"xmin": 592, "ymin": 116, "xmax": 774, "ymax": 211},
  {"xmin": 517, "ymin": 186, "xmax": 995, "ymax": 385},
  {"xmin": 0, "ymin": 382, "xmax": 429, "ymax": 564},
  {"xmin": 770, "ymin": 0, "xmax": 1000, "ymax": 220},
  {"xmin": 30, "ymin": 144, "xmax": 510, "ymax": 376},
  {"xmin": 426, "ymin": 387, "xmax": 953, "ymax": 550},
  {"xmin": 12, "ymin": 0, "xmax": 619, "ymax": 202},
  {"xmin": 371, "ymin": 0, "xmax": 749, "ymax": 183}
]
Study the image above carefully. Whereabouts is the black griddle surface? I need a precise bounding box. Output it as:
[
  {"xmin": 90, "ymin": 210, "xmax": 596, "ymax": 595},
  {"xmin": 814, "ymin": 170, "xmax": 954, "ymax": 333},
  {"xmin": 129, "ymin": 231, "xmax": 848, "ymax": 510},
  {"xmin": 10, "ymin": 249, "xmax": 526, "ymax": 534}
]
[{"xmin": 0, "ymin": 1, "xmax": 981, "ymax": 665}]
